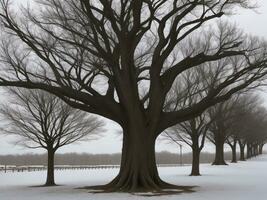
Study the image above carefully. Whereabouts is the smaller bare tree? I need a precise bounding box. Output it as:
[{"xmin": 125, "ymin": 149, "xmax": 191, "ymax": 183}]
[
  {"xmin": 0, "ymin": 88, "xmax": 104, "ymax": 186},
  {"xmin": 224, "ymin": 94, "xmax": 260, "ymax": 162},
  {"xmin": 243, "ymin": 106, "xmax": 267, "ymax": 158},
  {"xmin": 163, "ymin": 69, "xmax": 214, "ymax": 176},
  {"xmin": 207, "ymin": 96, "xmax": 242, "ymax": 165},
  {"xmin": 208, "ymin": 94, "xmax": 266, "ymax": 163},
  {"xmin": 164, "ymin": 112, "xmax": 212, "ymax": 176}
]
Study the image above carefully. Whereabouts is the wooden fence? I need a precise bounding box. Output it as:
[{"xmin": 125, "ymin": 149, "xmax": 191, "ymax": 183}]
[{"xmin": 0, "ymin": 164, "xmax": 185, "ymax": 173}]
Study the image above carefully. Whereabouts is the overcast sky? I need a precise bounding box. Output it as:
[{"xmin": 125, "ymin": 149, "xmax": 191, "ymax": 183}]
[{"xmin": 0, "ymin": 0, "xmax": 267, "ymax": 155}]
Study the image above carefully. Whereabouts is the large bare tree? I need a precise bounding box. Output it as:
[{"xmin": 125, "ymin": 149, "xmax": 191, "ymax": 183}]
[
  {"xmin": 0, "ymin": 0, "xmax": 267, "ymax": 192},
  {"xmin": 0, "ymin": 89, "xmax": 103, "ymax": 186}
]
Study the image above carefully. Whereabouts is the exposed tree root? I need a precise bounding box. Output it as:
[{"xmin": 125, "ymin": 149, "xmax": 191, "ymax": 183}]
[
  {"xmin": 44, "ymin": 184, "xmax": 57, "ymax": 187},
  {"xmin": 212, "ymin": 161, "xmax": 228, "ymax": 165},
  {"xmin": 190, "ymin": 173, "xmax": 201, "ymax": 176},
  {"xmin": 30, "ymin": 184, "xmax": 59, "ymax": 188},
  {"xmin": 80, "ymin": 180, "xmax": 195, "ymax": 196}
]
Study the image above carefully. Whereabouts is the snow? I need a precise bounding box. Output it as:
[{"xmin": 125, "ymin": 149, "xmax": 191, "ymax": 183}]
[{"xmin": 1, "ymin": 155, "xmax": 267, "ymax": 200}]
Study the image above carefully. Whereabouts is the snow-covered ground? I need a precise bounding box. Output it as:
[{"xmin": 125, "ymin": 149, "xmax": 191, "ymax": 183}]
[{"xmin": 1, "ymin": 155, "xmax": 267, "ymax": 200}]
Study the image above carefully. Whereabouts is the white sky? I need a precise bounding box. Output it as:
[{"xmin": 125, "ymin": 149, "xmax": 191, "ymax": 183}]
[{"xmin": 0, "ymin": 0, "xmax": 267, "ymax": 155}]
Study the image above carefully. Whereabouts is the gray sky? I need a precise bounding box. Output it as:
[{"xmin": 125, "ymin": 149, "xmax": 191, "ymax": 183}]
[{"xmin": 0, "ymin": 0, "xmax": 267, "ymax": 155}]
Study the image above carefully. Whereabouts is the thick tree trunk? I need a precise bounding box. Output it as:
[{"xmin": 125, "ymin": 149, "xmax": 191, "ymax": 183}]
[
  {"xmin": 190, "ymin": 135, "xmax": 201, "ymax": 176},
  {"xmin": 45, "ymin": 149, "xmax": 56, "ymax": 186},
  {"xmin": 85, "ymin": 110, "xmax": 194, "ymax": 193},
  {"xmin": 251, "ymin": 144, "xmax": 256, "ymax": 157},
  {"xmin": 259, "ymin": 144, "xmax": 264, "ymax": 154},
  {"xmin": 239, "ymin": 145, "xmax": 246, "ymax": 161},
  {"xmin": 254, "ymin": 144, "xmax": 259, "ymax": 156},
  {"xmin": 231, "ymin": 148, "xmax": 237, "ymax": 163},
  {"xmin": 109, "ymin": 132, "xmax": 161, "ymax": 192},
  {"xmin": 95, "ymin": 123, "xmax": 188, "ymax": 193},
  {"xmin": 213, "ymin": 142, "xmax": 227, "ymax": 165},
  {"xmin": 191, "ymin": 148, "xmax": 201, "ymax": 176},
  {"xmin": 212, "ymin": 132, "xmax": 227, "ymax": 165},
  {"xmin": 229, "ymin": 139, "xmax": 237, "ymax": 163},
  {"xmin": 247, "ymin": 143, "xmax": 252, "ymax": 159}
]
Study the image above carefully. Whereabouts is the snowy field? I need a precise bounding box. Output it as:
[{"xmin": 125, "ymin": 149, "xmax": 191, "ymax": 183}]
[{"xmin": 1, "ymin": 155, "xmax": 267, "ymax": 200}]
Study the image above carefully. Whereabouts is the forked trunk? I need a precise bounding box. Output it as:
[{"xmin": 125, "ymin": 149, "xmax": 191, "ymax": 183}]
[
  {"xmin": 45, "ymin": 148, "xmax": 56, "ymax": 186},
  {"xmin": 212, "ymin": 132, "xmax": 227, "ymax": 165},
  {"xmin": 88, "ymin": 112, "xmax": 194, "ymax": 193}
]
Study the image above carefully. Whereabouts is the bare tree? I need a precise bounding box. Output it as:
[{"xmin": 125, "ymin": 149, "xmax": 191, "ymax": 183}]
[
  {"xmin": 225, "ymin": 94, "xmax": 260, "ymax": 162},
  {"xmin": 0, "ymin": 89, "xmax": 103, "ymax": 186},
  {"xmin": 244, "ymin": 106, "xmax": 267, "ymax": 158},
  {"xmin": 208, "ymin": 94, "xmax": 266, "ymax": 164},
  {"xmin": 223, "ymin": 95, "xmax": 267, "ymax": 160},
  {"xmin": 207, "ymin": 96, "xmax": 242, "ymax": 165},
  {"xmin": 163, "ymin": 68, "xmax": 215, "ymax": 176},
  {"xmin": 165, "ymin": 112, "xmax": 212, "ymax": 176},
  {"xmin": 0, "ymin": 0, "xmax": 267, "ymax": 192}
]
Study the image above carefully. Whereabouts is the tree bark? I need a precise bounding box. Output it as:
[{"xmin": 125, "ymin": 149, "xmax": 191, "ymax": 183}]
[
  {"xmin": 87, "ymin": 113, "xmax": 194, "ymax": 193},
  {"xmin": 212, "ymin": 132, "xmax": 227, "ymax": 165},
  {"xmin": 190, "ymin": 135, "xmax": 201, "ymax": 176},
  {"xmin": 251, "ymin": 144, "xmax": 256, "ymax": 157},
  {"xmin": 111, "ymin": 132, "xmax": 160, "ymax": 192},
  {"xmin": 45, "ymin": 148, "xmax": 56, "ymax": 186},
  {"xmin": 254, "ymin": 144, "xmax": 259, "ymax": 156},
  {"xmin": 98, "ymin": 123, "xmax": 178, "ymax": 192},
  {"xmin": 239, "ymin": 144, "xmax": 246, "ymax": 161},
  {"xmin": 230, "ymin": 139, "xmax": 237, "ymax": 163},
  {"xmin": 231, "ymin": 146, "xmax": 237, "ymax": 163},
  {"xmin": 247, "ymin": 143, "xmax": 252, "ymax": 159},
  {"xmin": 191, "ymin": 148, "xmax": 201, "ymax": 176},
  {"xmin": 259, "ymin": 144, "xmax": 264, "ymax": 154}
]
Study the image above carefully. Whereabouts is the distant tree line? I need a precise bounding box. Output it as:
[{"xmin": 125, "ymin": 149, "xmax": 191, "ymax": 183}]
[
  {"xmin": 165, "ymin": 93, "xmax": 267, "ymax": 176},
  {"xmin": 0, "ymin": 151, "xmax": 246, "ymax": 166}
]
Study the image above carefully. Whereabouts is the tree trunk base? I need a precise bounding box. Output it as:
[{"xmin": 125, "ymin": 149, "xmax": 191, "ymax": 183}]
[
  {"xmin": 212, "ymin": 161, "xmax": 228, "ymax": 165},
  {"xmin": 81, "ymin": 178, "xmax": 195, "ymax": 195},
  {"xmin": 44, "ymin": 183, "xmax": 57, "ymax": 187},
  {"xmin": 30, "ymin": 184, "xmax": 58, "ymax": 188},
  {"xmin": 190, "ymin": 173, "xmax": 201, "ymax": 176}
]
